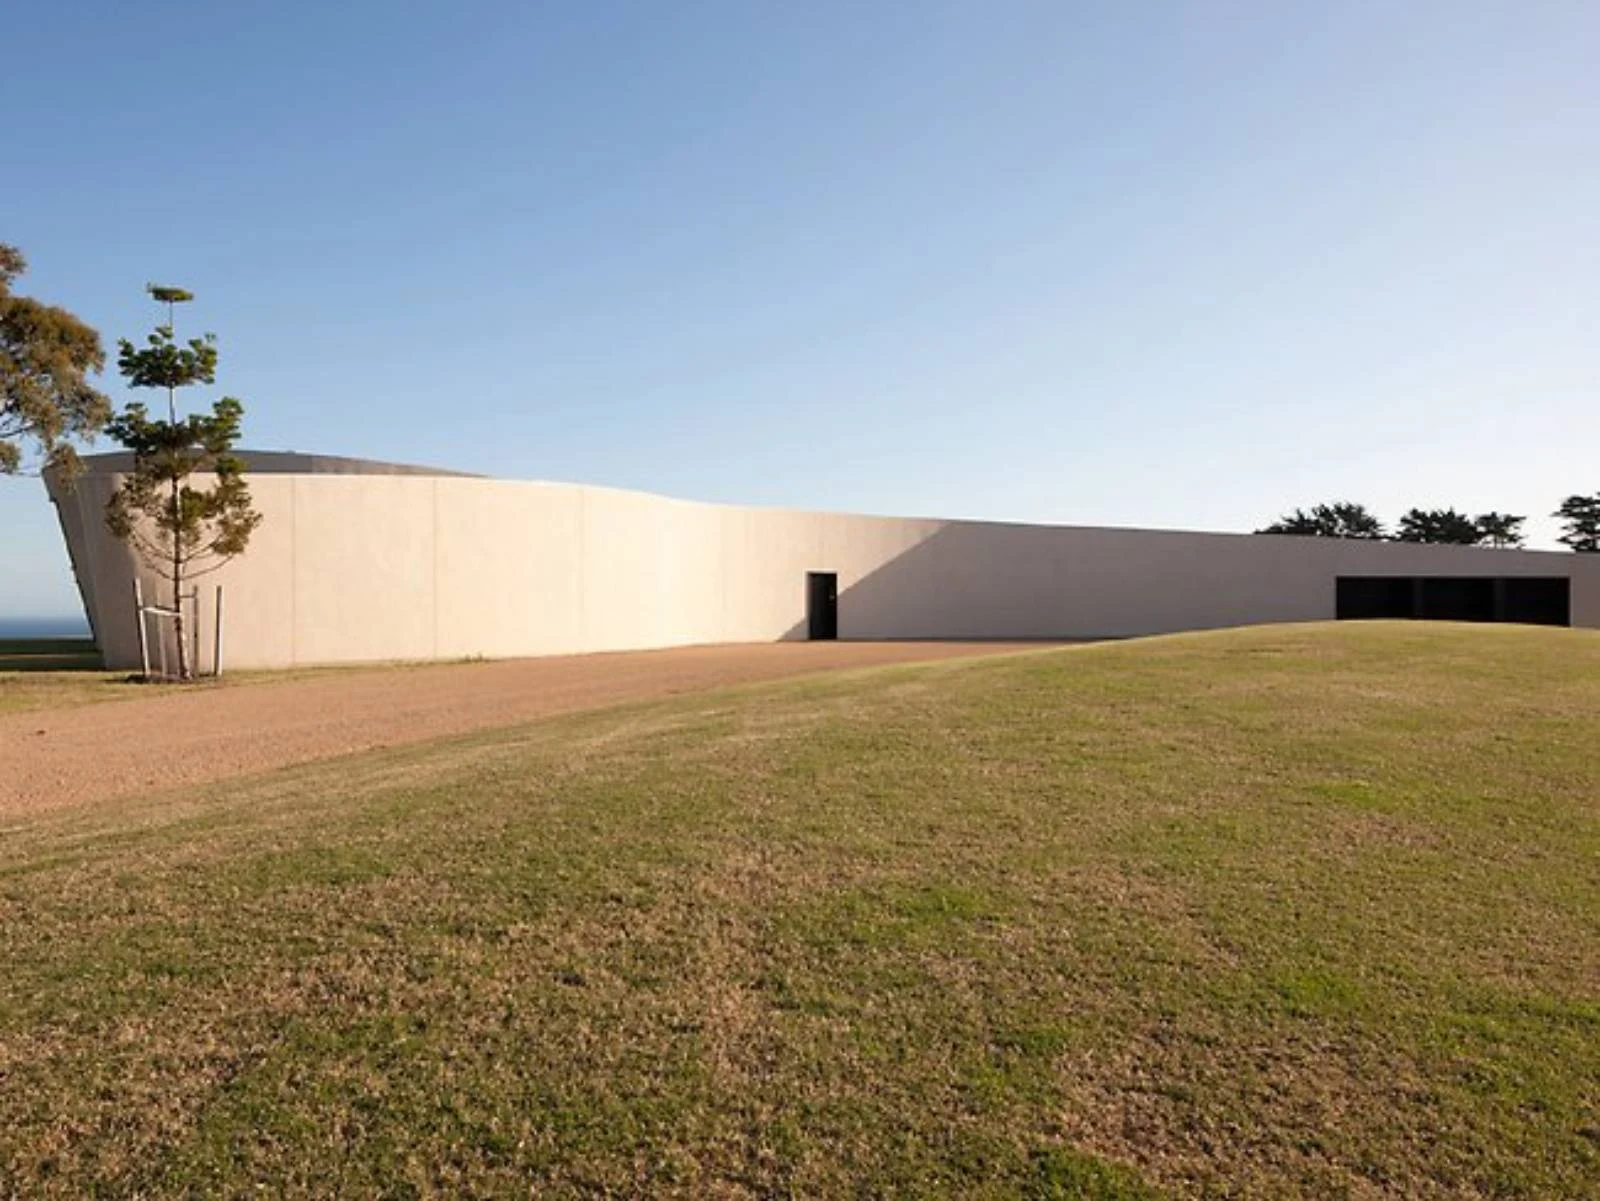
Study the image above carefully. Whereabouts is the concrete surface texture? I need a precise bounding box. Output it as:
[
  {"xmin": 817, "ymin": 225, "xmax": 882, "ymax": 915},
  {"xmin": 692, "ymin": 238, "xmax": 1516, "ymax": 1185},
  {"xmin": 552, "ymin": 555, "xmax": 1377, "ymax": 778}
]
[
  {"xmin": 0, "ymin": 641, "xmax": 1043, "ymax": 817},
  {"xmin": 46, "ymin": 452, "xmax": 1600, "ymax": 670}
]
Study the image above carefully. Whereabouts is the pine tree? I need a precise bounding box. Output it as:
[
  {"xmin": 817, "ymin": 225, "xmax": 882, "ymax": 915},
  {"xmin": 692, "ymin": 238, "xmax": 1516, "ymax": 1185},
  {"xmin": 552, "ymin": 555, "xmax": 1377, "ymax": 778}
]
[
  {"xmin": 1395, "ymin": 508, "xmax": 1483, "ymax": 545},
  {"xmin": 1473, "ymin": 512, "xmax": 1525, "ymax": 549},
  {"xmin": 104, "ymin": 285, "xmax": 261, "ymax": 681},
  {"xmin": 1553, "ymin": 494, "xmax": 1600, "ymax": 553},
  {"xmin": 1256, "ymin": 502, "xmax": 1385, "ymax": 539}
]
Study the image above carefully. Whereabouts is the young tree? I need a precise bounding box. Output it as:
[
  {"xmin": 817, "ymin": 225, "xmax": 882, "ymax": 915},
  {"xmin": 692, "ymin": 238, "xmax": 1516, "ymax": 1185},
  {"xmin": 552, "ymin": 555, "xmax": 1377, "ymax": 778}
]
[
  {"xmin": 1473, "ymin": 512, "xmax": 1526, "ymax": 549},
  {"xmin": 104, "ymin": 285, "xmax": 261, "ymax": 681},
  {"xmin": 1554, "ymin": 494, "xmax": 1600, "ymax": 553},
  {"xmin": 1395, "ymin": 508, "xmax": 1483, "ymax": 545},
  {"xmin": 1257, "ymin": 502, "xmax": 1385, "ymax": 539},
  {"xmin": 1, "ymin": 242, "xmax": 111, "ymax": 475}
]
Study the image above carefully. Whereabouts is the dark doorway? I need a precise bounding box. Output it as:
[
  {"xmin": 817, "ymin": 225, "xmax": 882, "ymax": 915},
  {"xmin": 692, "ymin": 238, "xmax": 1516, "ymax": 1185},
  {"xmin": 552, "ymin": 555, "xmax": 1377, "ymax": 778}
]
[
  {"xmin": 1337, "ymin": 577, "xmax": 1414, "ymax": 620},
  {"xmin": 1502, "ymin": 578, "xmax": 1570, "ymax": 626},
  {"xmin": 806, "ymin": 572, "xmax": 838, "ymax": 641},
  {"xmin": 1418, "ymin": 577, "xmax": 1496, "ymax": 622}
]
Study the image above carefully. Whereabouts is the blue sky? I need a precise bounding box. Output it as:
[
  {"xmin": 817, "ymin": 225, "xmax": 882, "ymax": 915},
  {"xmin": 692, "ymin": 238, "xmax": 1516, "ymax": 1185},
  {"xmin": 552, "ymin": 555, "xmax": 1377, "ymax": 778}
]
[{"xmin": 4, "ymin": 1, "xmax": 1598, "ymax": 620}]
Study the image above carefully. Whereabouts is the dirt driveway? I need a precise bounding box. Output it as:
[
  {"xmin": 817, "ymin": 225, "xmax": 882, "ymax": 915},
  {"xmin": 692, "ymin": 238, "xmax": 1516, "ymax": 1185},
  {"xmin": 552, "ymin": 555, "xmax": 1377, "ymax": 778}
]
[{"xmin": 2, "ymin": 642, "xmax": 1045, "ymax": 818}]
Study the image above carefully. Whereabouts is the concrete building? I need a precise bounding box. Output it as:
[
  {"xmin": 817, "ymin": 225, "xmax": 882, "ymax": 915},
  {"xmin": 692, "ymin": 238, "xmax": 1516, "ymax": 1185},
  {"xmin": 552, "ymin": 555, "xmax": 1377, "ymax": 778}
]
[{"xmin": 46, "ymin": 451, "xmax": 1600, "ymax": 671}]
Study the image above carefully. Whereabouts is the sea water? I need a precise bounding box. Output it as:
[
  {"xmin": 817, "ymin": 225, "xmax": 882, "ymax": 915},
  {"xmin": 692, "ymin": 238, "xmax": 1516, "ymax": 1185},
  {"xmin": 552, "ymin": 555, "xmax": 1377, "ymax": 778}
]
[{"xmin": 0, "ymin": 616, "xmax": 91, "ymax": 640}]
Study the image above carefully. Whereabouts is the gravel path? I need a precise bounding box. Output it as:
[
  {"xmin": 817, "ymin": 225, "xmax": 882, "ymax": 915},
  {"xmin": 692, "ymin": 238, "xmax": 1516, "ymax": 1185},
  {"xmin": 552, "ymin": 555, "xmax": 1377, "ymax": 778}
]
[{"xmin": 2, "ymin": 642, "xmax": 1043, "ymax": 818}]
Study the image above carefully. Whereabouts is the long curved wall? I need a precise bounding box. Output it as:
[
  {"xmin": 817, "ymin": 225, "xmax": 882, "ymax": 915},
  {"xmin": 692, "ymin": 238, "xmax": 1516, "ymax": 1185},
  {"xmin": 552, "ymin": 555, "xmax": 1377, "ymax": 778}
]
[{"xmin": 46, "ymin": 452, "xmax": 1600, "ymax": 670}]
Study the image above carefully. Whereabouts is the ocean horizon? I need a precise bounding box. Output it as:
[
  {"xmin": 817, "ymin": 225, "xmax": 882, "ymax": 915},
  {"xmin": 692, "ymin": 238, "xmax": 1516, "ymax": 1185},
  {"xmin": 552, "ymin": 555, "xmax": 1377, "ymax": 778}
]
[{"xmin": 0, "ymin": 616, "xmax": 92, "ymax": 640}]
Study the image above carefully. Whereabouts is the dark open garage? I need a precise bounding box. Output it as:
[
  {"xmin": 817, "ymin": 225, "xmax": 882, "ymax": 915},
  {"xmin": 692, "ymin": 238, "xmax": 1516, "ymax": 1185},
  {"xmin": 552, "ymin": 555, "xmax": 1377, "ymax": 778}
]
[{"xmin": 1336, "ymin": 577, "xmax": 1570, "ymax": 626}]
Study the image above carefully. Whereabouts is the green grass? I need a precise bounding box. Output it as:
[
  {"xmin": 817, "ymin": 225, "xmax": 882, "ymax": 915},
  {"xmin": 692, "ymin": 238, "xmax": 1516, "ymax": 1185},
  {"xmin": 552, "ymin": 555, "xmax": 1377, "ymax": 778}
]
[
  {"xmin": 0, "ymin": 637, "xmax": 100, "ymax": 668},
  {"xmin": 0, "ymin": 637, "xmax": 127, "ymax": 714},
  {"xmin": 1, "ymin": 622, "xmax": 1596, "ymax": 1197}
]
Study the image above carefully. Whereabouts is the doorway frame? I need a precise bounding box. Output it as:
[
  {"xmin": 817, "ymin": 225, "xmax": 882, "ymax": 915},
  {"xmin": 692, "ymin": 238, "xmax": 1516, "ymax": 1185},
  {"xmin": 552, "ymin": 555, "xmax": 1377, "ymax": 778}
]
[{"xmin": 806, "ymin": 571, "xmax": 838, "ymax": 640}]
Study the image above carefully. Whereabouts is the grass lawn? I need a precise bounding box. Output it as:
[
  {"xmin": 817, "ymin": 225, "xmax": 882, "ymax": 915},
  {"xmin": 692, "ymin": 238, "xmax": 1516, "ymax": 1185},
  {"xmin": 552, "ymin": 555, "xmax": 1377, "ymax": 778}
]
[
  {"xmin": 0, "ymin": 622, "xmax": 1595, "ymax": 1197},
  {"xmin": 0, "ymin": 638, "xmax": 128, "ymax": 715}
]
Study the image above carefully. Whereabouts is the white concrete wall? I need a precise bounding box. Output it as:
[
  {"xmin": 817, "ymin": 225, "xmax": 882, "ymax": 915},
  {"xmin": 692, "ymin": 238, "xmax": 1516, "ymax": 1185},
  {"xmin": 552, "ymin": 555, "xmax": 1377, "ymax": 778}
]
[{"xmin": 46, "ymin": 454, "xmax": 1600, "ymax": 670}]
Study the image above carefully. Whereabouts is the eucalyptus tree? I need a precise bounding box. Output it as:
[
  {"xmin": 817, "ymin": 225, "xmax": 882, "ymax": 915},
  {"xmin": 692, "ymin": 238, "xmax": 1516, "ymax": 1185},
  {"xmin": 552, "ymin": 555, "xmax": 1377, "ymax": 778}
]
[{"xmin": 0, "ymin": 242, "xmax": 110, "ymax": 475}]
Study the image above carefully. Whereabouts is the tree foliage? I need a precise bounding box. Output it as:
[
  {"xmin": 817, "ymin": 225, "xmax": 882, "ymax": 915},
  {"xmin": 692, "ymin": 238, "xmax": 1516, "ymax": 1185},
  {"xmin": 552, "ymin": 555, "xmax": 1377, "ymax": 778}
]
[
  {"xmin": 1256, "ymin": 502, "xmax": 1385, "ymax": 539},
  {"xmin": 0, "ymin": 242, "xmax": 111, "ymax": 475},
  {"xmin": 116, "ymin": 321, "xmax": 217, "ymax": 395},
  {"xmin": 1554, "ymin": 494, "xmax": 1600, "ymax": 553},
  {"xmin": 1395, "ymin": 508, "xmax": 1484, "ymax": 545},
  {"xmin": 104, "ymin": 287, "xmax": 261, "ymax": 680},
  {"xmin": 104, "ymin": 398, "xmax": 260, "ymax": 569},
  {"xmin": 1473, "ymin": 512, "xmax": 1525, "ymax": 549}
]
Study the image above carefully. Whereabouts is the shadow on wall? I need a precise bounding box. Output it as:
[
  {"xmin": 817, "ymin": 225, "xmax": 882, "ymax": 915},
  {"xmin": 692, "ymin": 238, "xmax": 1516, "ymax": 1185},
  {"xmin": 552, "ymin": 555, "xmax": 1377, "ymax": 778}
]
[{"xmin": 779, "ymin": 520, "xmax": 1339, "ymax": 642}]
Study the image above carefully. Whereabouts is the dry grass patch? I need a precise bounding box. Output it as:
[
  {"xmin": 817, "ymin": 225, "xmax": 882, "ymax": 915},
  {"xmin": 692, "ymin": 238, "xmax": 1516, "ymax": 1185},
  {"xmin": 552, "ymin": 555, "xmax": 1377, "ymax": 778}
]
[
  {"xmin": 0, "ymin": 638, "xmax": 488, "ymax": 717},
  {"xmin": 0, "ymin": 622, "xmax": 1596, "ymax": 1197}
]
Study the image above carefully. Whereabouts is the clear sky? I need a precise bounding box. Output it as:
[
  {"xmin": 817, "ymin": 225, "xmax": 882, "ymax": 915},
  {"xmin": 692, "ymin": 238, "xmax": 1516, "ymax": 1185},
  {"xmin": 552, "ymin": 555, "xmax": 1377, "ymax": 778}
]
[{"xmin": 4, "ymin": 1, "xmax": 1598, "ymax": 620}]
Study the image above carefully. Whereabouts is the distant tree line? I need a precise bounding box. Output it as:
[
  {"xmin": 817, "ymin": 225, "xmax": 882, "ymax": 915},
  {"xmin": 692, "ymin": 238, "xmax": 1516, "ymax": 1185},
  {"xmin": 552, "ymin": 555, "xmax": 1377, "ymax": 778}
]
[{"xmin": 1257, "ymin": 499, "xmax": 1600, "ymax": 552}]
